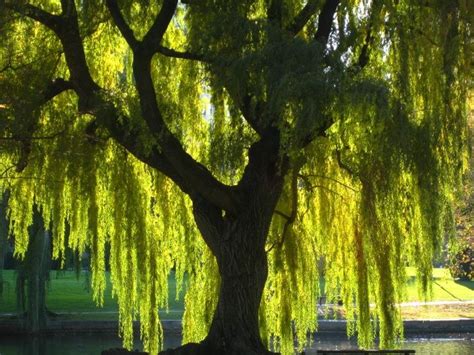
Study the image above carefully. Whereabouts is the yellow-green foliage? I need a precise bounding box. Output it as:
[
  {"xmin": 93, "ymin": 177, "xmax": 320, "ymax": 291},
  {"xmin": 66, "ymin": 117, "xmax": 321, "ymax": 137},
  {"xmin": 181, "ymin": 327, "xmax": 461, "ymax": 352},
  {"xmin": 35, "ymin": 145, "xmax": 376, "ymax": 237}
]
[{"xmin": 0, "ymin": 1, "xmax": 472, "ymax": 354}]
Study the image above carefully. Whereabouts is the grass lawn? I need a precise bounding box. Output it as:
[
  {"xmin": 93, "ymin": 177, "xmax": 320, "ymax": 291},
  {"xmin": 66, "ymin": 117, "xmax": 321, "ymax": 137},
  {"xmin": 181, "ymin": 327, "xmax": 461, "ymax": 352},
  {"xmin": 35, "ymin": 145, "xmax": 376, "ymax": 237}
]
[
  {"xmin": 0, "ymin": 268, "xmax": 472, "ymax": 320},
  {"xmin": 0, "ymin": 270, "xmax": 183, "ymax": 320},
  {"xmin": 404, "ymin": 267, "xmax": 474, "ymax": 302}
]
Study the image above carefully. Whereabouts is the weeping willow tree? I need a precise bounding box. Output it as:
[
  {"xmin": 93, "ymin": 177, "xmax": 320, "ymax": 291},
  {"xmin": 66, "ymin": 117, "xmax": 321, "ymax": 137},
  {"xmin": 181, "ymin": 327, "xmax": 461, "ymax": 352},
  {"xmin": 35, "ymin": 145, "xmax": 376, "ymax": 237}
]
[{"xmin": 0, "ymin": 0, "xmax": 472, "ymax": 354}]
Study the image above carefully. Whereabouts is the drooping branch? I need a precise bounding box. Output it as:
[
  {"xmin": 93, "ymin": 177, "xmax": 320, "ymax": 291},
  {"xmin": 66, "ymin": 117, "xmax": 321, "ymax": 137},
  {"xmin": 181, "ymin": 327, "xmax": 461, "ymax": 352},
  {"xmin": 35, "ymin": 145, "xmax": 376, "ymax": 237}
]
[
  {"xmin": 286, "ymin": 0, "xmax": 320, "ymax": 35},
  {"xmin": 298, "ymin": 173, "xmax": 345, "ymax": 199},
  {"xmin": 335, "ymin": 148, "xmax": 359, "ymax": 178},
  {"xmin": 314, "ymin": 0, "xmax": 340, "ymax": 47},
  {"xmin": 6, "ymin": 0, "xmax": 240, "ymax": 215},
  {"xmin": 273, "ymin": 209, "xmax": 291, "ymax": 220},
  {"xmin": 298, "ymin": 173, "xmax": 358, "ymax": 192}
]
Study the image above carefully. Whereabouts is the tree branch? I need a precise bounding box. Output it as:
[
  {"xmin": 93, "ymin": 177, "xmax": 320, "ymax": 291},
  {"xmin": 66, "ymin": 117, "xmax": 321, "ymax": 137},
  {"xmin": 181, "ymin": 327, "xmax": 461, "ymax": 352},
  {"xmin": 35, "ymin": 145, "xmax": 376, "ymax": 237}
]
[
  {"xmin": 354, "ymin": 2, "xmax": 384, "ymax": 70},
  {"xmin": 273, "ymin": 209, "xmax": 291, "ymax": 220},
  {"xmin": 42, "ymin": 78, "xmax": 74, "ymax": 103},
  {"xmin": 4, "ymin": 2, "xmax": 61, "ymax": 30},
  {"xmin": 266, "ymin": 170, "xmax": 298, "ymax": 253},
  {"xmin": 298, "ymin": 173, "xmax": 358, "ymax": 192},
  {"xmin": 7, "ymin": 0, "xmax": 239, "ymax": 214},
  {"xmin": 314, "ymin": 0, "xmax": 340, "ymax": 47},
  {"xmin": 298, "ymin": 173, "xmax": 345, "ymax": 199},
  {"xmin": 142, "ymin": 0, "xmax": 178, "ymax": 55},
  {"xmin": 60, "ymin": 0, "xmax": 76, "ymax": 18},
  {"xmin": 267, "ymin": 0, "xmax": 283, "ymax": 28},
  {"xmin": 106, "ymin": 0, "xmax": 139, "ymax": 49},
  {"xmin": 11, "ymin": 78, "xmax": 73, "ymax": 173},
  {"xmin": 126, "ymin": 1, "xmax": 240, "ymax": 213},
  {"xmin": 286, "ymin": 0, "xmax": 320, "ymax": 35},
  {"xmin": 335, "ymin": 148, "xmax": 359, "ymax": 178},
  {"xmin": 156, "ymin": 46, "xmax": 206, "ymax": 62}
]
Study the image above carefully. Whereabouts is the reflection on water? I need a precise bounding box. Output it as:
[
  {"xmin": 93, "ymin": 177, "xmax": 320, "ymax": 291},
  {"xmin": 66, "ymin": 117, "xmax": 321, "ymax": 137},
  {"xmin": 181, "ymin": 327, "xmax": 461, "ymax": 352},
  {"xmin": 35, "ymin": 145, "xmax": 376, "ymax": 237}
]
[
  {"xmin": 307, "ymin": 334, "xmax": 473, "ymax": 355},
  {"xmin": 0, "ymin": 333, "xmax": 472, "ymax": 355}
]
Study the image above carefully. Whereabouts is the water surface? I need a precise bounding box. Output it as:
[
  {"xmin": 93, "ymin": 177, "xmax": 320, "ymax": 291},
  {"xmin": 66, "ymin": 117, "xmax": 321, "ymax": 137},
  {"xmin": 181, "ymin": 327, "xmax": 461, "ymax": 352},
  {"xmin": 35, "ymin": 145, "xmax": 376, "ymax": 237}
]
[{"xmin": 0, "ymin": 333, "xmax": 472, "ymax": 354}]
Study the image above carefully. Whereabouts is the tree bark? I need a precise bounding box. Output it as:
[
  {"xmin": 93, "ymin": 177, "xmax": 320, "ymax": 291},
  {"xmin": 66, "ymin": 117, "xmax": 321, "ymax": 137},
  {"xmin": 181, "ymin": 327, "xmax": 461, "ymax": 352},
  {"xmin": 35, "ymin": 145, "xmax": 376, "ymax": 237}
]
[
  {"xmin": 161, "ymin": 145, "xmax": 285, "ymax": 354},
  {"xmin": 16, "ymin": 209, "xmax": 50, "ymax": 333},
  {"xmin": 202, "ymin": 223, "xmax": 272, "ymax": 354}
]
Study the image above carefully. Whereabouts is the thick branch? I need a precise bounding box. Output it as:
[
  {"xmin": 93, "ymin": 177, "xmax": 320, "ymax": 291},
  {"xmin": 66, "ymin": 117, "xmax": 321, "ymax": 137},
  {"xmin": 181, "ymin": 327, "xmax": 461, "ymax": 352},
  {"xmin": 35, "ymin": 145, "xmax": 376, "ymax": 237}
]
[
  {"xmin": 267, "ymin": 0, "xmax": 283, "ymax": 28},
  {"xmin": 60, "ymin": 0, "xmax": 76, "ymax": 17},
  {"xmin": 156, "ymin": 46, "xmax": 206, "ymax": 61},
  {"xmin": 128, "ymin": 1, "xmax": 240, "ymax": 213},
  {"xmin": 266, "ymin": 170, "xmax": 298, "ymax": 253},
  {"xmin": 244, "ymin": 95, "xmax": 266, "ymax": 135},
  {"xmin": 142, "ymin": 0, "xmax": 178, "ymax": 55},
  {"xmin": 286, "ymin": 0, "xmax": 320, "ymax": 35},
  {"xmin": 314, "ymin": 0, "xmax": 340, "ymax": 46},
  {"xmin": 106, "ymin": 0, "xmax": 139, "ymax": 49},
  {"xmin": 4, "ymin": 3, "xmax": 61, "ymax": 30},
  {"xmin": 42, "ymin": 78, "xmax": 74, "ymax": 103},
  {"xmin": 8, "ymin": 0, "xmax": 239, "ymax": 214}
]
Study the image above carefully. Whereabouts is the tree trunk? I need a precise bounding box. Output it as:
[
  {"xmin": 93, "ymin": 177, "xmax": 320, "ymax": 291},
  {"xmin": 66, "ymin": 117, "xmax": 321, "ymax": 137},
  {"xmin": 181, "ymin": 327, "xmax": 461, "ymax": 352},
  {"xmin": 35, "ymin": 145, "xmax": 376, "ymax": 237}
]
[
  {"xmin": 27, "ymin": 229, "xmax": 49, "ymax": 333},
  {"xmin": 0, "ymin": 193, "xmax": 9, "ymax": 298},
  {"xmin": 162, "ymin": 187, "xmax": 283, "ymax": 354},
  {"xmin": 160, "ymin": 133, "xmax": 286, "ymax": 355},
  {"xmin": 202, "ymin": 227, "xmax": 271, "ymax": 354},
  {"xmin": 17, "ymin": 209, "xmax": 50, "ymax": 333}
]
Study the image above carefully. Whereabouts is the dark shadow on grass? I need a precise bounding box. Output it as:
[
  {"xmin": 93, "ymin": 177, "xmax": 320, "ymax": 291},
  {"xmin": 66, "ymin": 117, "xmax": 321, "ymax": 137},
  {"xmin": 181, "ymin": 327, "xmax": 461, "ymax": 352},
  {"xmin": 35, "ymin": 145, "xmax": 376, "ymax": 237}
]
[{"xmin": 455, "ymin": 280, "xmax": 474, "ymax": 291}]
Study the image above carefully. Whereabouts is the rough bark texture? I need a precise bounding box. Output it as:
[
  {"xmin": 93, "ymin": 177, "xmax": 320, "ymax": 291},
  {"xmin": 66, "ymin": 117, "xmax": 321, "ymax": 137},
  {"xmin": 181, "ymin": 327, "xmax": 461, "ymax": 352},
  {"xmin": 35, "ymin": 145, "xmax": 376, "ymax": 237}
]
[
  {"xmin": 163, "ymin": 201, "xmax": 280, "ymax": 355},
  {"xmin": 161, "ymin": 133, "xmax": 287, "ymax": 355}
]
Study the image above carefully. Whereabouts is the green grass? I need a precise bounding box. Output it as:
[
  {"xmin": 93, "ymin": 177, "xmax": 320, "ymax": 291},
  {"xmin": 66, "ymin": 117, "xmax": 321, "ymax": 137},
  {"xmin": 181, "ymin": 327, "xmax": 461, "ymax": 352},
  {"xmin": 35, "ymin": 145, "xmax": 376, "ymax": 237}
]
[
  {"xmin": 0, "ymin": 268, "xmax": 472, "ymax": 320},
  {"xmin": 404, "ymin": 267, "xmax": 474, "ymax": 302},
  {"xmin": 0, "ymin": 270, "xmax": 184, "ymax": 320}
]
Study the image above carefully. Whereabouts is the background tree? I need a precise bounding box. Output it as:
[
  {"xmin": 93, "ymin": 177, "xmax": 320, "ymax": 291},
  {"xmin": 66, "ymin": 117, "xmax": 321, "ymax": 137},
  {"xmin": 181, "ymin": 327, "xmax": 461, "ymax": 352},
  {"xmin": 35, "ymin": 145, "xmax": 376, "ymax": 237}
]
[
  {"xmin": 15, "ymin": 208, "xmax": 51, "ymax": 333},
  {"xmin": 0, "ymin": 1, "xmax": 472, "ymax": 354},
  {"xmin": 0, "ymin": 193, "xmax": 9, "ymax": 297},
  {"xmin": 449, "ymin": 94, "xmax": 474, "ymax": 280}
]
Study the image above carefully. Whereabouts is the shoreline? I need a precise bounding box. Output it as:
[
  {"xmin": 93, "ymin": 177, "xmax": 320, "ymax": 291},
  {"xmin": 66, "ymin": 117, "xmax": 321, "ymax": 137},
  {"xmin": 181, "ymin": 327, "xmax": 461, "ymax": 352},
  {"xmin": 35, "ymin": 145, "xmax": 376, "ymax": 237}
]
[{"xmin": 1, "ymin": 318, "xmax": 473, "ymax": 336}]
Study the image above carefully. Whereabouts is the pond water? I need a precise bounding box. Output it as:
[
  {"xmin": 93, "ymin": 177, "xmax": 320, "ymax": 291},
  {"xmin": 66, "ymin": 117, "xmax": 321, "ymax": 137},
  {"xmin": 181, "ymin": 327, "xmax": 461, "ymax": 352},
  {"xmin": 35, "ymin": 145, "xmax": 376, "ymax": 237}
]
[{"xmin": 0, "ymin": 333, "xmax": 472, "ymax": 354}]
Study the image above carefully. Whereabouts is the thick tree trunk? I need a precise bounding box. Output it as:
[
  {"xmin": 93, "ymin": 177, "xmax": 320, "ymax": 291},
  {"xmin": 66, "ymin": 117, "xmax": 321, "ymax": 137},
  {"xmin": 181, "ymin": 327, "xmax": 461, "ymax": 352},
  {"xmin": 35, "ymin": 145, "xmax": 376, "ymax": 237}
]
[
  {"xmin": 202, "ymin": 227, "xmax": 271, "ymax": 354},
  {"xmin": 161, "ymin": 213, "xmax": 277, "ymax": 355},
  {"xmin": 163, "ymin": 193, "xmax": 283, "ymax": 353},
  {"xmin": 161, "ymin": 133, "xmax": 286, "ymax": 355}
]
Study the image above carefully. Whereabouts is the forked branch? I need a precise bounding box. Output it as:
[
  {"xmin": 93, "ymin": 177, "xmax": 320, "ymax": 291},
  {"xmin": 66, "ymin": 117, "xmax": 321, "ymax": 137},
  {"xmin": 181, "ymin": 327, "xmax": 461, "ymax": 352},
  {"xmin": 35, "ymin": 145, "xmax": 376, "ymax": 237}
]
[
  {"xmin": 105, "ymin": 0, "xmax": 139, "ymax": 49},
  {"xmin": 5, "ymin": 0, "xmax": 240, "ymax": 215}
]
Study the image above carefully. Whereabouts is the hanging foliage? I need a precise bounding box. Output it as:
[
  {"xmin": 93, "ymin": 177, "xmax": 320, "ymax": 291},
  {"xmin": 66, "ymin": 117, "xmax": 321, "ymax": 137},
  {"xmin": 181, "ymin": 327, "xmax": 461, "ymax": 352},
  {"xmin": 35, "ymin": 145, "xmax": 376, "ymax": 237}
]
[{"xmin": 0, "ymin": 1, "xmax": 472, "ymax": 354}]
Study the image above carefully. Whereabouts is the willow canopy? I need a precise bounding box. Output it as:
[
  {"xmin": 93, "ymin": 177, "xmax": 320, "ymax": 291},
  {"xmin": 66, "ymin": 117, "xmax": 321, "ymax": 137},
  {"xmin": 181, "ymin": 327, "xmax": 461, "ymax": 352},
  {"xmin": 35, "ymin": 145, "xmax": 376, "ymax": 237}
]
[{"xmin": 0, "ymin": 1, "xmax": 472, "ymax": 354}]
